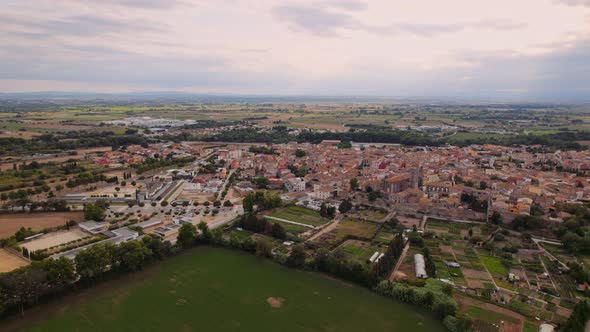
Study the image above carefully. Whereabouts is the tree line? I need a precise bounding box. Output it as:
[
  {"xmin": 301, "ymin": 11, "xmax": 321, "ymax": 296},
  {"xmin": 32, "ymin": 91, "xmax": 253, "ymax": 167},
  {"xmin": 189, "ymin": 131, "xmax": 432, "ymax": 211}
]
[
  {"xmin": 132, "ymin": 156, "xmax": 196, "ymax": 174},
  {"xmin": 237, "ymin": 214, "xmax": 287, "ymax": 240},
  {"xmin": 370, "ymin": 234, "xmax": 405, "ymax": 280},
  {"xmin": 0, "ymin": 132, "xmax": 152, "ymax": 157},
  {"xmin": 198, "ymin": 127, "xmax": 589, "ymax": 151},
  {"xmin": 0, "ymin": 233, "xmax": 177, "ymax": 317}
]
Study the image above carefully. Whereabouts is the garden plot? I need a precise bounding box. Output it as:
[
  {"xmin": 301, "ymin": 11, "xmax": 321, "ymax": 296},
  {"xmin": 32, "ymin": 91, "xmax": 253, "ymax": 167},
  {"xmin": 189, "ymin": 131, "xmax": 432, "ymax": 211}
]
[
  {"xmin": 314, "ymin": 218, "xmax": 380, "ymax": 249},
  {"xmin": 462, "ymin": 268, "xmax": 495, "ymax": 289},
  {"xmin": 373, "ymin": 225, "xmax": 397, "ymax": 245},
  {"xmin": 395, "ymin": 215, "xmax": 421, "ymax": 229},
  {"xmin": 334, "ymin": 239, "xmax": 386, "ymax": 264},
  {"xmin": 355, "ymin": 207, "xmax": 388, "ymax": 221}
]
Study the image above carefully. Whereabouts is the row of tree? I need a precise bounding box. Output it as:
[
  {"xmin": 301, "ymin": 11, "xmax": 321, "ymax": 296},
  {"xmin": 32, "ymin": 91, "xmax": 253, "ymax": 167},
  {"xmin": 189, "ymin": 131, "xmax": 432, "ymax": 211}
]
[
  {"xmin": 0, "ymin": 233, "xmax": 175, "ymax": 317},
  {"xmin": 237, "ymin": 214, "xmax": 287, "ymax": 240},
  {"xmin": 200, "ymin": 127, "xmax": 589, "ymax": 151},
  {"xmin": 375, "ymin": 280, "xmax": 458, "ymax": 320},
  {"xmin": 83, "ymin": 200, "xmax": 109, "ymax": 221},
  {"xmin": 561, "ymin": 300, "xmax": 590, "ymax": 332},
  {"xmin": 242, "ymin": 191, "xmax": 282, "ymax": 213},
  {"xmin": 370, "ymin": 234, "xmax": 405, "ymax": 280},
  {"xmin": 0, "ymin": 132, "xmax": 151, "ymax": 157},
  {"xmin": 132, "ymin": 157, "xmax": 195, "ymax": 174}
]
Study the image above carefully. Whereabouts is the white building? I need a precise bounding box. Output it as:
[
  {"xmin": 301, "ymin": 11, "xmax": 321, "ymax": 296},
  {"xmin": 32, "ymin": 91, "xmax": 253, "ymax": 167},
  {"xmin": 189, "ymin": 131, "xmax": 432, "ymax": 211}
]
[
  {"xmin": 285, "ymin": 177, "xmax": 306, "ymax": 192},
  {"xmin": 229, "ymin": 149, "xmax": 242, "ymax": 159},
  {"xmin": 53, "ymin": 227, "xmax": 139, "ymax": 260},
  {"xmin": 414, "ymin": 254, "xmax": 428, "ymax": 279},
  {"xmin": 79, "ymin": 221, "xmax": 108, "ymax": 235}
]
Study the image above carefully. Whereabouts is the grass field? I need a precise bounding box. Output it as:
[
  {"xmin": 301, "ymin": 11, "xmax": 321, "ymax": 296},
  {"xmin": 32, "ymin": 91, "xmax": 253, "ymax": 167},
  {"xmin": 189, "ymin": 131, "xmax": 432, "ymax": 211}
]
[
  {"xmin": 9, "ymin": 248, "xmax": 444, "ymax": 332},
  {"xmin": 465, "ymin": 305, "xmax": 520, "ymax": 325},
  {"xmin": 523, "ymin": 321, "xmax": 538, "ymax": 332},
  {"xmin": 269, "ymin": 219, "xmax": 310, "ymax": 234},
  {"xmin": 335, "ymin": 240, "xmax": 385, "ymax": 263},
  {"xmin": 267, "ymin": 206, "xmax": 329, "ymax": 227},
  {"xmin": 480, "ymin": 255, "xmax": 509, "ymax": 276},
  {"xmin": 374, "ymin": 226, "xmax": 396, "ymax": 244}
]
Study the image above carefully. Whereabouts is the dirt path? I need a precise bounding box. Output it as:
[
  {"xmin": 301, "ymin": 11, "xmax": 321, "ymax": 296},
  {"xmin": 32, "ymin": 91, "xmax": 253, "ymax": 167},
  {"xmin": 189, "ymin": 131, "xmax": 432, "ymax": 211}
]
[
  {"xmin": 307, "ymin": 215, "xmax": 341, "ymax": 242},
  {"xmin": 389, "ymin": 242, "xmax": 410, "ymax": 281},
  {"xmin": 264, "ymin": 216, "xmax": 315, "ymax": 229}
]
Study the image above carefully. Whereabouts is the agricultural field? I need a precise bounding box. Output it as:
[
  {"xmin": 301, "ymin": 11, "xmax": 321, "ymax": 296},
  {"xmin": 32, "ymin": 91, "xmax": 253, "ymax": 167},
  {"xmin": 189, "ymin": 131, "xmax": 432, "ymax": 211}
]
[
  {"xmin": 423, "ymin": 240, "xmax": 468, "ymax": 287},
  {"xmin": 464, "ymin": 305, "xmax": 521, "ymax": 332},
  {"xmin": 425, "ymin": 219, "xmax": 482, "ymax": 240},
  {"xmin": 4, "ymin": 102, "xmax": 589, "ymax": 140},
  {"xmin": 334, "ymin": 239, "xmax": 387, "ymax": 263},
  {"xmin": 0, "ymin": 212, "xmax": 84, "ymax": 239},
  {"xmin": 270, "ymin": 219, "xmax": 310, "ymax": 235},
  {"xmin": 355, "ymin": 207, "xmax": 388, "ymax": 221},
  {"xmin": 540, "ymin": 243, "xmax": 578, "ymax": 266},
  {"xmin": 313, "ymin": 218, "xmax": 380, "ymax": 249},
  {"xmin": 3, "ymin": 248, "xmax": 444, "ymax": 332},
  {"xmin": 396, "ymin": 246, "xmax": 423, "ymax": 281},
  {"xmin": 395, "ymin": 215, "xmax": 421, "ymax": 229},
  {"xmin": 225, "ymin": 228, "xmax": 253, "ymax": 242},
  {"xmin": 0, "ymin": 248, "xmax": 29, "ymax": 273},
  {"xmin": 266, "ymin": 206, "xmax": 329, "ymax": 227},
  {"xmin": 373, "ymin": 224, "xmax": 398, "ymax": 244}
]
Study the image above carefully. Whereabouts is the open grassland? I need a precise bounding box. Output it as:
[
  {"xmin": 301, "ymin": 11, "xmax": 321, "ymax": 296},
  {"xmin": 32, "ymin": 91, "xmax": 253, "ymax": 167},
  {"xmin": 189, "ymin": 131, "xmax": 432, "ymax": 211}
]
[
  {"xmin": 7, "ymin": 247, "xmax": 444, "ymax": 332},
  {"xmin": 0, "ymin": 212, "xmax": 84, "ymax": 239}
]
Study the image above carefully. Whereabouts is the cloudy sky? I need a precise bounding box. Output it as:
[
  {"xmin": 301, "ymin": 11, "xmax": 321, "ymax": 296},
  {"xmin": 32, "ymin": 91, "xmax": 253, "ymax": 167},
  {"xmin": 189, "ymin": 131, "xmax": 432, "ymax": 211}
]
[{"xmin": 1, "ymin": 0, "xmax": 590, "ymax": 100}]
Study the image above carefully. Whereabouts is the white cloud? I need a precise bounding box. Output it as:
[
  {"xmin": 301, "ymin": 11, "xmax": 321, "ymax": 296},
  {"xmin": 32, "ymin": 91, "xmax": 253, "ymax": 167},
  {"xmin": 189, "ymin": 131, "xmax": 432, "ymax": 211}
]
[
  {"xmin": 554, "ymin": 0, "xmax": 590, "ymax": 7},
  {"xmin": 0, "ymin": 0, "xmax": 589, "ymax": 100}
]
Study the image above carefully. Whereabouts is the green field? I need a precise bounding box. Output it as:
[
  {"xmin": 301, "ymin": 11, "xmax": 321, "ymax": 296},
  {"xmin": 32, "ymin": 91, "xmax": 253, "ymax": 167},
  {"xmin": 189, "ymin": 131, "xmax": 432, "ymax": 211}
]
[
  {"xmin": 267, "ymin": 206, "xmax": 329, "ymax": 226},
  {"xmin": 336, "ymin": 241, "xmax": 386, "ymax": 263},
  {"xmin": 465, "ymin": 305, "xmax": 520, "ymax": 324},
  {"xmin": 13, "ymin": 248, "xmax": 443, "ymax": 332},
  {"xmin": 269, "ymin": 219, "xmax": 310, "ymax": 234},
  {"xmin": 480, "ymin": 255, "xmax": 509, "ymax": 276},
  {"xmin": 523, "ymin": 321, "xmax": 538, "ymax": 332}
]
